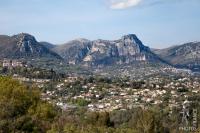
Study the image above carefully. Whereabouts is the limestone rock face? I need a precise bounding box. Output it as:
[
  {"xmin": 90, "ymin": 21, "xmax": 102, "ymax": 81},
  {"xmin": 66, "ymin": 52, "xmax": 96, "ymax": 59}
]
[{"xmin": 53, "ymin": 34, "xmax": 162, "ymax": 66}]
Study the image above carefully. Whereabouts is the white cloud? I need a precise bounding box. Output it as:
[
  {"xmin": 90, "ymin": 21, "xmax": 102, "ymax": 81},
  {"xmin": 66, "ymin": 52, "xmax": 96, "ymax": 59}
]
[{"xmin": 110, "ymin": 0, "xmax": 142, "ymax": 9}]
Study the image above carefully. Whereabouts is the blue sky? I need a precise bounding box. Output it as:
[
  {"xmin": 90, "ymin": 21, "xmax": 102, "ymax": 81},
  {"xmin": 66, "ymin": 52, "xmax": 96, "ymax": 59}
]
[{"xmin": 0, "ymin": 0, "xmax": 199, "ymax": 48}]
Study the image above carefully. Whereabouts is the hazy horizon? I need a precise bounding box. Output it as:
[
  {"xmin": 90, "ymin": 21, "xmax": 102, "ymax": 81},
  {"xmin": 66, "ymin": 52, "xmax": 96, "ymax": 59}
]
[{"xmin": 0, "ymin": 0, "xmax": 200, "ymax": 48}]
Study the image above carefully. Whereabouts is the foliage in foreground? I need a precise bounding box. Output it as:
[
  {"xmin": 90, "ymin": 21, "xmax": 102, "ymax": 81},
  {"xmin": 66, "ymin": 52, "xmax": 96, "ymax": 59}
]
[{"xmin": 0, "ymin": 76, "xmax": 57, "ymax": 133}]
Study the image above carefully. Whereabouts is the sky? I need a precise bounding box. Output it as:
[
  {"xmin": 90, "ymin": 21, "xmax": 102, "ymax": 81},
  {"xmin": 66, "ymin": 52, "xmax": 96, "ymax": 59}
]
[{"xmin": 0, "ymin": 0, "xmax": 199, "ymax": 48}]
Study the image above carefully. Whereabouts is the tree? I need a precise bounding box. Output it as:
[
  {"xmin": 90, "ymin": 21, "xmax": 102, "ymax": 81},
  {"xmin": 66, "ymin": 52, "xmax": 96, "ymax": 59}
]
[{"xmin": 0, "ymin": 76, "xmax": 57, "ymax": 133}]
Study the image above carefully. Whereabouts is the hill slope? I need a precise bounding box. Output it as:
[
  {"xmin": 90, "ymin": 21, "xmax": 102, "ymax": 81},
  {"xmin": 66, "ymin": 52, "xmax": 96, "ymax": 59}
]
[
  {"xmin": 154, "ymin": 42, "xmax": 200, "ymax": 71},
  {"xmin": 0, "ymin": 33, "xmax": 61, "ymax": 59}
]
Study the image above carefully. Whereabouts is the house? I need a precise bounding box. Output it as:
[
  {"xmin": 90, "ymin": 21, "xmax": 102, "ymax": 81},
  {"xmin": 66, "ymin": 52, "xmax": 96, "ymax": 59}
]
[
  {"xmin": 3, "ymin": 59, "xmax": 24, "ymax": 68},
  {"xmin": 12, "ymin": 60, "xmax": 23, "ymax": 67},
  {"xmin": 3, "ymin": 59, "xmax": 12, "ymax": 67},
  {"xmin": 68, "ymin": 60, "xmax": 76, "ymax": 65}
]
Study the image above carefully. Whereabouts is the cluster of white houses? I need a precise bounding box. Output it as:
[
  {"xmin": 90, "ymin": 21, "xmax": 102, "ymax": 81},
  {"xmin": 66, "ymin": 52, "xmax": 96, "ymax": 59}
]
[{"xmin": 2, "ymin": 59, "xmax": 24, "ymax": 68}]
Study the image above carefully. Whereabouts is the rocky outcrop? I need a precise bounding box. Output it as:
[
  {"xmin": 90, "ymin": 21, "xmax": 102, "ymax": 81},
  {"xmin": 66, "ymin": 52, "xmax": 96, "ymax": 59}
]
[{"xmin": 53, "ymin": 34, "xmax": 163, "ymax": 66}]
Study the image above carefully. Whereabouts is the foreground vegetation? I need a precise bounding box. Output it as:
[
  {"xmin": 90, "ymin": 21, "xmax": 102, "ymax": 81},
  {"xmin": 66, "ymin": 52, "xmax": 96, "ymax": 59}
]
[
  {"xmin": 0, "ymin": 76, "xmax": 57, "ymax": 132},
  {"xmin": 0, "ymin": 77, "xmax": 199, "ymax": 133}
]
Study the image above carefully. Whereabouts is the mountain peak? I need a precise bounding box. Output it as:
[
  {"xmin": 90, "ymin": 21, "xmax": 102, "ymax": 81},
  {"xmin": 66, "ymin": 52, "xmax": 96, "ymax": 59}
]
[
  {"xmin": 0, "ymin": 33, "xmax": 61, "ymax": 59},
  {"xmin": 121, "ymin": 34, "xmax": 143, "ymax": 46},
  {"xmin": 67, "ymin": 38, "xmax": 90, "ymax": 44},
  {"xmin": 122, "ymin": 34, "xmax": 139, "ymax": 41},
  {"xmin": 13, "ymin": 33, "xmax": 34, "ymax": 38},
  {"xmin": 76, "ymin": 38, "xmax": 90, "ymax": 42},
  {"xmin": 13, "ymin": 33, "xmax": 37, "ymax": 44},
  {"xmin": 122, "ymin": 34, "xmax": 137, "ymax": 39}
]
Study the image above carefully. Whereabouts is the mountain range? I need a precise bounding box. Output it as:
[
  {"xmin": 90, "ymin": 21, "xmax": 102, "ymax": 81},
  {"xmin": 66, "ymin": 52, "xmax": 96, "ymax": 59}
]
[{"xmin": 0, "ymin": 33, "xmax": 199, "ymax": 71}]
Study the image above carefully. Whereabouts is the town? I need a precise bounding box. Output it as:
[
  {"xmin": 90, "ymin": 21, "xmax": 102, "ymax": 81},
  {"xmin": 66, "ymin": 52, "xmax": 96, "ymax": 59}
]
[{"xmin": 1, "ymin": 59, "xmax": 199, "ymax": 113}]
